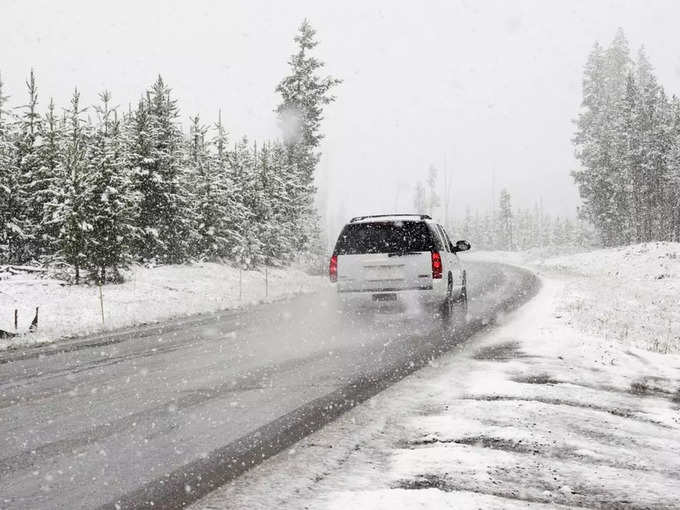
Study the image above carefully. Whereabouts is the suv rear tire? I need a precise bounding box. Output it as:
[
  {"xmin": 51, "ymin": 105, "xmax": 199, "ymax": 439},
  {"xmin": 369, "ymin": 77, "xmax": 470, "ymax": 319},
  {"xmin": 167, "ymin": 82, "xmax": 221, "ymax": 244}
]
[
  {"xmin": 454, "ymin": 270, "xmax": 468, "ymax": 321},
  {"xmin": 440, "ymin": 275, "xmax": 454, "ymax": 320}
]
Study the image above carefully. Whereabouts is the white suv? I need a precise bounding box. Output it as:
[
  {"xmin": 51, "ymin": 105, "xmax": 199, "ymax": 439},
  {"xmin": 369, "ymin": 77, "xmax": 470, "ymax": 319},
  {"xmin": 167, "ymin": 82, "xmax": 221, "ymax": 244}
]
[{"xmin": 329, "ymin": 214, "xmax": 470, "ymax": 318}]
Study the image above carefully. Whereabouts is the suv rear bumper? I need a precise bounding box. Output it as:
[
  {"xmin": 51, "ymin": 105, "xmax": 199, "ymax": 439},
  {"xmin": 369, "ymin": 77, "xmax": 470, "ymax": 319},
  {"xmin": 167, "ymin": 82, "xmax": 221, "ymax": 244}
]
[
  {"xmin": 337, "ymin": 283, "xmax": 433, "ymax": 293},
  {"xmin": 336, "ymin": 285, "xmax": 446, "ymax": 307}
]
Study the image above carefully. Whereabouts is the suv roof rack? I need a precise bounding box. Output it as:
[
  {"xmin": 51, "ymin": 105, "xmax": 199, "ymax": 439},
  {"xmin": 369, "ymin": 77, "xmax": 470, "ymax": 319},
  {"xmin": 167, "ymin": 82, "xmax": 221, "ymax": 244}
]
[{"xmin": 350, "ymin": 214, "xmax": 432, "ymax": 223}]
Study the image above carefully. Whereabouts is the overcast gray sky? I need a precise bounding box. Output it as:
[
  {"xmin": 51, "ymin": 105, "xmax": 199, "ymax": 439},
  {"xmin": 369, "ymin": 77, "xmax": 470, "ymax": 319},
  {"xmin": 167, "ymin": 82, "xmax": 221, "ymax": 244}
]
[{"xmin": 3, "ymin": 0, "xmax": 680, "ymax": 233}]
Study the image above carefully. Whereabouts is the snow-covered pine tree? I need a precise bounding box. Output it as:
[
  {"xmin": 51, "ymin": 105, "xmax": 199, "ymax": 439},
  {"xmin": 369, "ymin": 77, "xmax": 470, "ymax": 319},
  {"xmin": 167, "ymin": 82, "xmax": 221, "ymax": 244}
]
[
  {"xmin": 149, "ymin": 76, "xmax": 192, "ymax": 263},
  {"xmin": 130, "ymin": 77, "xmax": 191, "ymax": 263},
  {"xmin": 552, "ymin": 217, "xmax": 565, "ymax": 246},
  {"xmin": 0, "ymin": 71, "xmax": 8, "ymax": 128},
  {"xmin": 267, "ymin": 140, "xmax": 298, "ymax": 262},
  {"xmin": 0, "ymin": 74, "xmax": 16, "ymax": 263},
  {"xmin": 667, "ymin": 96, "xmax": 680, "ymax": 241},
  {"xmin": 573, "ymin": 32, "xmax": 633, "ymax": 246},
  {"xmin": 228, "ymin": 136, "xmax": 262, "ymax": 268},
  {"xmin": 210, "ymin": 111, "xmax": 244, "ymax": 259},
  {"xmin": 572, "ymin": 30, "xmax": 680, "ymax": 245},
  {"xmin": 541, "ymin": 213, "xmax": 553, "ymax": 247},
  {"xmin": 643, "ymin": 82, "xmax": 673, "ymax": 241},
  {"xmin": 413, "ymin": 182, "xmax": 427, "ymax": 215},
  {"xmin": 471, "ymin": 210, "xmax": 482, "ymax": 248},
  {"xmin": 461, "ymin": 206, "xmax": 473, "ymax": 243},
  {"xmin": 187, "ymin": 114, "xmax": 234, "ymax": 260},
  {"xmin": 85, "ymin": 91, "xmax": 138, "ymax": 282},
  {"xmin": 126, "ymin": 96, "xmax": 154, "ymax": 260},
  {"xmin": 563, "ymin": 217, "xmax": 575, "ymax": 246},
  {"xmin": 48, "ymin": 89, "xmax": 91, "ymax": 283},
  {"xmin": 514, "ymin": 208, "xmax": 531, "ymax": 250},
  {"xmin": 254, "ymin": 141, "xmax": 279, "ymax": 265},
  {"xmin": 275, "ymin": 20, "xmax": 341, "ymax": 256},
  {"xmin": 480, "ymin": 212, "xmax": 493, "ymax": 250},
  {"xmin": 616, "ymin": 72, "xmax": 643, "ymax": 243},
  {"xmin": 497, "ymin": 189, "xmax": 514, "ymax": 250},
  {"xmin": 11, "ymin": 70, "xmax": 44, "ymax": 262},
  {"xmin": 577, "ymin": 213, "xmax": 597, "ymax": 247},
  {"xmin": 186, "ymin": 115, "xmax": 209, "ymax": 258},
  {"xmin": 36, "ymin": 98, "xmax": 64, "ymax": 257},
  {"xmin": 426, "ymin": 165, "xmax": 441, "ymax": 215},
  {"xmin": 634, "ymin": 56, "xmax": 658, "ymax": 242},
  {"xmin": 604, "ymin": 29, "xmax": 632, "ymax": 101},
  {"xmin": 530, "ymin": 202, "xmax": 542, "ymax": 248},
  {"xmin": 0, "ymin": 72, "xmax": 15, "ymax": 263},
  {"xmin": 573, "ymin": 42, "xmax": 609, "ymax": 244}
]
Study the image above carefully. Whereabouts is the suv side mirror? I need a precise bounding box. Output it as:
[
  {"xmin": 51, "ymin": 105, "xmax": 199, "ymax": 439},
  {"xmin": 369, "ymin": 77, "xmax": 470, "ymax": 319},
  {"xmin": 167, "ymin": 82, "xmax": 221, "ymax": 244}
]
[{"xmin": 452, "ymin": 240, "xmax": 471, "ymax": 252}]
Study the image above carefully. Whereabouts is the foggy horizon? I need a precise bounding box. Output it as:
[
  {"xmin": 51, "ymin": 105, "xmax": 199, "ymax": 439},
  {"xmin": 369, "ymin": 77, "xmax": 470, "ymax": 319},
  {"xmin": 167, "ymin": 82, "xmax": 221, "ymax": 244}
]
[{"xmin": 4, "ymin": 0, "xmax": 680, "ymax": 231}]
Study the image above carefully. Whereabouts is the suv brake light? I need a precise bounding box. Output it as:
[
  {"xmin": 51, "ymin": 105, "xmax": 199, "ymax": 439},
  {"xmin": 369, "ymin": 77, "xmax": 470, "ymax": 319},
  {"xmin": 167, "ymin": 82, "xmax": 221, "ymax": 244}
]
[
  {"xmin": 431, "ymin": 251, "xmax": 443, "ymax": 279},
  {"xmin": 329, "ymin": 254, "xmax": 338, "ymax": 282}
]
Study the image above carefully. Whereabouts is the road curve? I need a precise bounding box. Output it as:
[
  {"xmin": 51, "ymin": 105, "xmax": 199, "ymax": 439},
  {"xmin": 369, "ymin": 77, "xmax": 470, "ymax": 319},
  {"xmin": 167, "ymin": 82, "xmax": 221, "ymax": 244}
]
[{"xmin": 0, "ymin": 261, "xmax": 538, "ymax": 509}]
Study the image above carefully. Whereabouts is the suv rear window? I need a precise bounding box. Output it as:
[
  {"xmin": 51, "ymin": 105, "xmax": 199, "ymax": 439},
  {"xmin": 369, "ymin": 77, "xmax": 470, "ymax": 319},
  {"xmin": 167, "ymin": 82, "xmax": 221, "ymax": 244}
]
[{"xmin": 334, "ymin": 221, "xmax": 435, "ymax": 255}]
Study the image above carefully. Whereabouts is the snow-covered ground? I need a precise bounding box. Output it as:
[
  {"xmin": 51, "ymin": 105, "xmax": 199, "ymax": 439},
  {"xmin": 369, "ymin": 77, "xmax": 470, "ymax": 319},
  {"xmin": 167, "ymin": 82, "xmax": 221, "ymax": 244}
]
[
  {"xmin": 474, "ymin": 242, "xmax": 680, "ymax": 354},
  {"xmin": 192, "ymin": 243, "xmax": 680, "ymax": 509},
  {"xmin": 0, "ymin": 263, "xmax": 325, "ymax": 350}
]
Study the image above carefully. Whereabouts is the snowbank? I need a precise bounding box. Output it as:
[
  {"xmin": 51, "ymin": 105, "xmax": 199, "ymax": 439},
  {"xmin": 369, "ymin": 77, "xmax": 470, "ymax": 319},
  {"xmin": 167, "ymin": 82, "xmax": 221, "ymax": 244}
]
[
  {"xmin": 466, "ymin": 242, "xmax": 680, "ymax": 354},
  {"xmin": 0, "ymin": 263, "xmax": 326, "ymax": 350}
]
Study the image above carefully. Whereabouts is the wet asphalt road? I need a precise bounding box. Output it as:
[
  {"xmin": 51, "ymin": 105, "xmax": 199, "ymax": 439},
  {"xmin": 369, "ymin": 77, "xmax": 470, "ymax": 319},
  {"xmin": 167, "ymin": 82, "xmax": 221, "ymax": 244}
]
[{"xmin": 0, "ymin": 261, "xmax": 537, "ymax": 509}]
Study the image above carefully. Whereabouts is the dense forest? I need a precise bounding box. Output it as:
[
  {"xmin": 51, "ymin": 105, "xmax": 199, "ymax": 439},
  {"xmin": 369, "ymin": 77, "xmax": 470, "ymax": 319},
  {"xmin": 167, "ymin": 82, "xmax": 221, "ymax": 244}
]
[
  {"xmin": 456, "ymin": 190, "xmax": 593, "ymax": 251},
  {"xmin": 412, "ymin": 165, "xmax": 591, "ymax": 252},
  {"xmin": 414, "ymin": 28, "xmax": 680, "ymax": 252},
  {"xmin": 573, "ymin": 29, "xmax": 680, "ymax": 246},
  {"xmin": 413, "ymin": 177, "xmax": 592, "ymax": 251},
  {"xmin": 0, "ymin": 21, "xmax": 339, "ymax": 283}
]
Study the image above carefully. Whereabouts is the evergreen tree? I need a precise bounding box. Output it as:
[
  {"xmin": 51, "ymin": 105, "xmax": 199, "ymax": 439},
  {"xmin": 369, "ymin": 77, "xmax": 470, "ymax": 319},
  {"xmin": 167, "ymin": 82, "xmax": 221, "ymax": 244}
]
[
  {"xmin": 668, "ymin": 97, "xmax": 680, "ymax": 241},
  {"xmin": 211, "ymin": 111, "xmax": 245, "ymax": 258},
  {"xmin": 0, "ymin": 72, "xmax": 15, "ymax": 263},
  {"xmin": 426, "ymin": 165, "xmax": 440, "ymax": 215},
  {"xmin": 0, "ymin": 28, "xmax": 345, "ymax": 275},
  {"xmin": 413, "ymin": 182, "xmax": 427, "ymax": 214},
  {"xmin": 256, "ymin": 141, "xmax": 292, "ymax": 265},
  {"xmin": 480, "ymin": 212, "xmax": 494, "ymax": 250},
  {"xmin": 563, "ymin": 218, "xmax": 575, "ymax": 246},
  {"xmin": 48, "ymin": 89, "xmax": 90, "ymax": 283},
  {"xmin": 229, "ymin": 136, "xmax": 262, "ymax": 267},
  {"xmin": 126, "ymin": 96, "xmax": 153, "ymax": 259},
  {"xmin": 573, "ymin": 32, "xmax": 633, "ymax": 246},
  {"xmin": 0, "ymin": 76, "xmax": 17, "ymax": 262},
  {"xmin": 37, "ymin": 98, "xmax": 64, "ymax": 256},
  {"xmin": 573, "ymin": 30, "xmax": 680, "ymax": 246},
  {"xmin": 130, "ymin": 77, "xmax": 191, "ymax": 263},
  {"xmin": 11, "ymin": 70, "xmax": 43, "ymax": 262},
  {"xmin": 461, "ymin": 206, "xmax": 473, "ymax": 242},
  {"xmin": 514, "ymin": 208, "xmax": 532, "ymax": 250},
  {"xmin": 187, "ymin": 114, "xmax": 236, "ymax": 260},
  {"xmin": 267, "ymin": 140, "xmax": 298, "ymax": 262},
  {"xmin": 275, "ymin": 19, "xmax": 341, "ymax": 255},
  {"xmin": 85, "ymin": 91, "xmax": 138, "ymax": 282},
  {"xmin": 497, "ymin": 188, "xmax": 514, "ymax": 249}
]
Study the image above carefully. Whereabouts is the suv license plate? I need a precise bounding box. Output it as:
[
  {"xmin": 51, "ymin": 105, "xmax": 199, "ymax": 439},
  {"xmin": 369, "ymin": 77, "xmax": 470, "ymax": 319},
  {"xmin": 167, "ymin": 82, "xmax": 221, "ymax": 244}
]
[{"xmin": 372, "ymin": 293, "xmax": 397, "ymax": 301}]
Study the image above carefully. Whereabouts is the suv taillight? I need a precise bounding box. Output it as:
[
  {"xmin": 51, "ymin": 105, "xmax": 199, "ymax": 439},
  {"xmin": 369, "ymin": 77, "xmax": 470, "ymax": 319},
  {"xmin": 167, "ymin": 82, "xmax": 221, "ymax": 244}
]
[
  {"xmin": 431, "ymin": 251, "xmax": 443, "ymax": 279},
  {"xmin": 329, "ymin": 254, "xmax": 338, "ymax": 282}
]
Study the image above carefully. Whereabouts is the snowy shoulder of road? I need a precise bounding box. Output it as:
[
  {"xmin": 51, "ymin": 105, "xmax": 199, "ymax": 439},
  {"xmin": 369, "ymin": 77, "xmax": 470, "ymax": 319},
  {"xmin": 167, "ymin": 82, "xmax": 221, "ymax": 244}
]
[
  {"xmin": 0, "ymin": 263, "xmax": 326, "ymax": 350},
  {"xmin": 193, "ymin": 242, "xmax": 680, "ymax": 510},
  {"xmin": 473, "ymin": 242, "xmax": 680, "ymax": 354}
]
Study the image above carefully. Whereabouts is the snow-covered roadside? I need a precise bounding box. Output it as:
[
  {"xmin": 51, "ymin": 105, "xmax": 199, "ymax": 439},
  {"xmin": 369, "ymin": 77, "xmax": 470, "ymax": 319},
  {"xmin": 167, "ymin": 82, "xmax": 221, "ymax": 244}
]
[
  {"xmin": 472, "ymin": 242, "xmax": 680, "ymax": 354},
  {"xmin": 0, "ymin": 263, "xmax": 326, "ymax": 350},
  {"xmin": 192, "ymin": 247, "xmax": 680, "ymax": 509}
]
